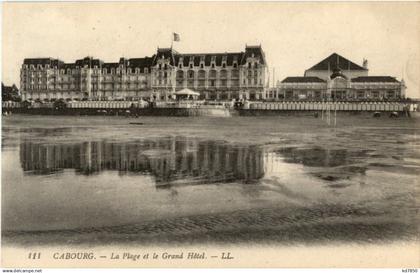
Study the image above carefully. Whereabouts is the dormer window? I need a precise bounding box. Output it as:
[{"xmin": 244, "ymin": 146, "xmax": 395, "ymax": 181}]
[
  {"xmin": 222, "ymin": 63, "xmax": 226, "ymax": 68},
  {"xmin": 103, "ymin": 68, "xmax": 107, "ymax": 74},
  {"xmin": 179, "ymin": 63, "xmax": 182, "ymax": 68},
  {"xmin": 158, "ymin": 64, "xmax": 162, "ymax": 70},
  {"xmin": 248, "ymin": 63, "xmax": 251, "ymax": 68},
  {"xmin": 233, "ymin": 62, "xmax": 237, "ymax": 68},
  {"xmin": 111, "ymin": 68, "xmax": 115, "ymax": 74},
  {"xmin": 164, "ymin": 64, "xmax": 167, "ymax": 70},
  {"xmin": 189, "ymin": 63, "xmax": 193, "ymax": 69},
  {"xmin": 200, "ymin": 63, "xmax": 204, "ymax": 69},
  {"xmin": 211, "ymin": 63, "xmax": 215, "ymax": 68}
]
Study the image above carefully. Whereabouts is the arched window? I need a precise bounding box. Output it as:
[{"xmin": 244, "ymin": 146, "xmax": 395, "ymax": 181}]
[
  {"xmin": 198, "ymin": 70, "xmax": 206, "ymax": 79},
  {"xmin": 188, "ymin": 70, "xmax": 195, "ymax": 79},
  {"xmin": 209, "ymin": 70, "xmax": 217, "ymax": 78},
  {"xmin": 176, "ymin": 70, "xmax": 184, "ymax": 79}
]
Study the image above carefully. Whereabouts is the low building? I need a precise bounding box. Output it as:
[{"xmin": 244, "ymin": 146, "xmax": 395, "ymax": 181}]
[
  {"xmin": 270, "ymin": 53, "xmax": 406, "ymax": 101},
  {"xmin": 20, "ymin": 45, "xmax": 268, "ymax": 101}
]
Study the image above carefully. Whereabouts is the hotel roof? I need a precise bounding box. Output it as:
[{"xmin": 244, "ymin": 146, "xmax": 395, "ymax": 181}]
[{"xmin": 153, "ymin": 45, "xmax": 266, "ymax": 67}]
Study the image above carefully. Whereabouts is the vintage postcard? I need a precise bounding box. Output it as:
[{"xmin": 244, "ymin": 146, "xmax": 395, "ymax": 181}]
[{"xmin": 1, "ymin": 1, "xmax": 419, "ymax": 270}]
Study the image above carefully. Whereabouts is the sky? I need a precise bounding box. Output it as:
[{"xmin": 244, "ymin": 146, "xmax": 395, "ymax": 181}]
[{"xmin": 2, "ymin": 2, "xmax": 420, "ymax": 97}]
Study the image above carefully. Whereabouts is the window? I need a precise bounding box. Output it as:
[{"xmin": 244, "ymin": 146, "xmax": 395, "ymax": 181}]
[
  {"xmin": 164, "ymin": 64, "xmax": 167, "ymax": 70},
  {"xmin": 222, "ymin": 63, "xmax": 226, "ymax": 68},
  {"xmin": 198, "ymin": 70, "xmax": 206, "ymax": 79},
  {"xmin": 211, "ymin": 63, "xmax": 215, "ymax": 68},
  {"xmin": 248, "ymin": 63, "xmax": 251, "ymax": 68},
  {"xmin": 233, "ymin": 63, "xmax": 237, "ymax": 68},
  {"xmin": 189, "ymin": 64, "xmax": 193, "ymax": 69},
  {"xmin": 200, "ymin": 63, "xmax": 204, "ymax": 68}
]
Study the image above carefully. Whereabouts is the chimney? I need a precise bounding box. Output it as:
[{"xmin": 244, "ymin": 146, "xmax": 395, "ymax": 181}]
[{"xmin": 363, "ymin": 59, "xmax": 368, "ymax": 69}]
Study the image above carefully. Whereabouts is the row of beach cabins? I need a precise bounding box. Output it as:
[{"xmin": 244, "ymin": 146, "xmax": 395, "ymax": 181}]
[{"xmin": 2, "ymin": 100, "xmax": 418, "ymax": 113}]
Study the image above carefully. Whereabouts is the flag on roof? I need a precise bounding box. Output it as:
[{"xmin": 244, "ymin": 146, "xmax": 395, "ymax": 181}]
[{"xmin": 173, "ymin": 33, "xmax": 180, "ymax": 42}]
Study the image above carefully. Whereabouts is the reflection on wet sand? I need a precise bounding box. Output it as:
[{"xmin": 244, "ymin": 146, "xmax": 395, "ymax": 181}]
[
  {"xmin": 272, "ymin": 146, "xmax": 371, "ymax": 183},
  {"xmin": 20, "ymin": 137, "xmax": 265, "ymax": 188},
  {"xmin": 276, "ymin": 147, "xmax": 371, "ymax": 167}
]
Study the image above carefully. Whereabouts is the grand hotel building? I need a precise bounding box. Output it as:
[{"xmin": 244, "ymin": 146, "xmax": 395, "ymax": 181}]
[{"xmin": 20, "ymin": 45, "xmax": 268, "ymax": 101}]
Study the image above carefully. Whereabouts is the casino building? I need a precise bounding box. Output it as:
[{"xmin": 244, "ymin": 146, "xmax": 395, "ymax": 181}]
[
  {"xmin": 20, "ymin": 45, "xmax": 268, "ymax": 101},
  {"xmin": 269, "ymin": 53, "xmax": 406, "ymax": 101}
]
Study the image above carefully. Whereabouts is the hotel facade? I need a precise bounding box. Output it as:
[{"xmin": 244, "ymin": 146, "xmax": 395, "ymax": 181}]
[
  {"xmin": 268, "ymin": 53, "xmax": 406, "ymax": 101},
  {"xmin": 20, "ymin": 45, "xmax": 268, "ymax": 101}
]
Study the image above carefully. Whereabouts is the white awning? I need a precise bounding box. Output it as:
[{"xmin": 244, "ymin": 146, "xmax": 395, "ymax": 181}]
[{"xmin": 175, "ymin": 88, "xmax": 200, "ymax": 96}]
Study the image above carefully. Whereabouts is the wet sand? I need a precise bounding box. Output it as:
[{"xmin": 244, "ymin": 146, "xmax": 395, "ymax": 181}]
[{"xmin": 2, "ymin": 115, "xmax": 419, "ymax": 247}]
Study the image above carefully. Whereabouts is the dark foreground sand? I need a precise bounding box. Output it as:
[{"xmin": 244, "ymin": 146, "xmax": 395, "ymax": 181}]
[{"xmin": 2, "ymin": 115, "xmax": 419, "ymax": 247}]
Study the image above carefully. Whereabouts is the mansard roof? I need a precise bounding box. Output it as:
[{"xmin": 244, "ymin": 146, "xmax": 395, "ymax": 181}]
[
  {"xmin": 126, "ymin": 57, "xmax": 154, "ymax": 72},
  {"xmin": 174, "ymin": 52, "xmax": 243, "ymax": 67},
  {"xmin": 102, "ymin": 62, "xmax": 119, "ymax": 69},
  {"xmin": 306, "ymin": 53, "xmax": 367, "ymax": 71},
  {"xmin": 152, "ymin": 45, "xmax": 265, "ymax": 67},
  {"xmin": 281, "ymin": 76, "xmax": 326, "ymax": 83},
  {"xmin": 75, "ymin": 57, "xmax": 104, "ymax": 68},
  {"xmin": 22, "ymin": 45, "xmax": 267, "ymax": 70},
  {"xmin": 23, "ymin": 58, "xmax": 64, "ymax": 67},
  {"xmin": 241, "ymin": 45, "xmax": 266, "ymax": 65},
  {"xmin": 62, "ymin": 63, "xmax": 76, "ymax": 69},
  {"xmin": 351, "ymin": 76, "xmax": 400, "ymax": 83},
  {"xmin": 154, "ymin": 48, "xmax": 177, "ymax": 66}
]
